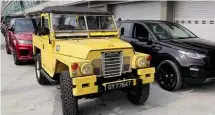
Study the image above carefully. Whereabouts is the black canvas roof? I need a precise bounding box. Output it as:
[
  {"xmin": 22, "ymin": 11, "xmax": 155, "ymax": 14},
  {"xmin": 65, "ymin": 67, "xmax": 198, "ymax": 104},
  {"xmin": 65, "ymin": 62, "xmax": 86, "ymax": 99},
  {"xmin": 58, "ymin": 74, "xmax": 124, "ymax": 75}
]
[{"xmin": 40, "ymin": 6, "xmax": 112, "ymax": 15}]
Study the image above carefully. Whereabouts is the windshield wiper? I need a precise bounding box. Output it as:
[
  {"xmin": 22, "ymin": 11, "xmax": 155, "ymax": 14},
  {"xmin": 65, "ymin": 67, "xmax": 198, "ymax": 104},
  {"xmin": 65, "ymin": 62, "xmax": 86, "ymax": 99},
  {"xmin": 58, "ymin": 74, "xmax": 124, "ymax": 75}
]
[{"xmin": 176, "ymin": 37, "xmax": 198, "ymax": 39}]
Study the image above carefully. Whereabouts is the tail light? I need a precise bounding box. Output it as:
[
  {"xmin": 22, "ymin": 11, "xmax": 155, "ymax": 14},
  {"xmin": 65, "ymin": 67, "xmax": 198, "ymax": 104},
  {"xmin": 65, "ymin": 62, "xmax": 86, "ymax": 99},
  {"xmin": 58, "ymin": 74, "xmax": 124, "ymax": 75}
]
[{"xmin": 147, "ymin": 55, "xmax": 152, "ymax": 61}]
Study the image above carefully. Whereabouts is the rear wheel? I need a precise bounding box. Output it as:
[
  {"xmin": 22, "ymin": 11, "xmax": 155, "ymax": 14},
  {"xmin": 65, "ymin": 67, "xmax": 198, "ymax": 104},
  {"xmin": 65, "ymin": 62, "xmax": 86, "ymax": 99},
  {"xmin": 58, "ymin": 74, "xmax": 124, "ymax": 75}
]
[
  {"xmin": 13, "ymin": 50, "xmax": 22, "ymax": 65},
  {"xmin": 60, "ymin": 71, "xmax": 78, "ymax": 115},
  {"xmin": 35, "ymin": 53, "xmax": 49, "ymax": 85},
  {"xmin": 127, "ymin": 84, "xmax": 150, "ymax": 105},
  {"xmin": 156, "ymin": 60, "xmax": 183, "ymax": 91}
]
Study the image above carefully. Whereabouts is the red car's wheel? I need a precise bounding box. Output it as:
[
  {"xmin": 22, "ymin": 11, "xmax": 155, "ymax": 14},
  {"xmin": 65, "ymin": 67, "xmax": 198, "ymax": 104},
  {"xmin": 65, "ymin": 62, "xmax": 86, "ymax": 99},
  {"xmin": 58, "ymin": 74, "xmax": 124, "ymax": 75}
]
[
  {"xmin": 13, "ymin": 50, "xmax": 22, "ymax": 65},
  {"xmin": 5, "ymin": 42, "xmax": 11, "ymax": 54}
]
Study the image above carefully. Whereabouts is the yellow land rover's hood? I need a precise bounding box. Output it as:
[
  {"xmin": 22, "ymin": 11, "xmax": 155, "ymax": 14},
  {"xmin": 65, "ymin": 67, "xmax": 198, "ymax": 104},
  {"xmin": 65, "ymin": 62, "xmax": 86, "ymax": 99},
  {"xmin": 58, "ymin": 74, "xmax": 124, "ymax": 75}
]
[{"xmin": 54, "ymin": 38, "xmax": 133, "ymax": 59}]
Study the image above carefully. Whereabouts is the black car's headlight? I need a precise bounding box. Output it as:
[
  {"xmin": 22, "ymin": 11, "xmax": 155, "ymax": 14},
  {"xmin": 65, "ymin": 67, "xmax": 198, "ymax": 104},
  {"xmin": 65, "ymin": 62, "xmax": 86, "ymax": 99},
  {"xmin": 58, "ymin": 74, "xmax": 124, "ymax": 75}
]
[{"xmin": 178, "ymin": 50, "xmax": 205, "ymax": 59}]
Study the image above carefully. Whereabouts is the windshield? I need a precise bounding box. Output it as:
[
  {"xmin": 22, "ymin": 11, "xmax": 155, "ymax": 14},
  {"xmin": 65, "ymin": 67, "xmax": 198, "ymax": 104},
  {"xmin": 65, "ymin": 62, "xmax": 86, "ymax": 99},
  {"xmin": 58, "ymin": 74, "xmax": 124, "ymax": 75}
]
[
  {"xmin": 15, "ymin": 19, "xmax": 35, "ymax": 33},
  {"xmin": 146, "ymin": 22, "xmax": 197, "ymax": 40},
  {"xmin": 53, "ymin": 14, "xmax": 86, "ymax": 31},
  {"xmin": 86, "ymin": 16, "xmax": 116, "ymax": 30},
  {"xmin": 52, "ymin": 14, "xmax": 116, "ymax": 31}
]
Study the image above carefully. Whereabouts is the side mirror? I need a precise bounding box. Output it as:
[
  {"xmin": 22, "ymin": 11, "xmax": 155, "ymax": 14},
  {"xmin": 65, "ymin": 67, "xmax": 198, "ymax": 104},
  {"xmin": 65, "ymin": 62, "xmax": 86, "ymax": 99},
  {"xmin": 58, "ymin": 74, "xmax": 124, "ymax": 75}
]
[
  {"xmin": 120, "ymin": 27, "xmax": 124, "ymax": 35},
  {"xmin": 138, "ymin": 36, "xmax": 151, "ymax": 42},
  {"xmin": 38, "ymin": 27, "xmax": 50, "ymax": 36},
  {"xmin": 8, "ymin": 26, "xmax": 14, "ymax": 31}
]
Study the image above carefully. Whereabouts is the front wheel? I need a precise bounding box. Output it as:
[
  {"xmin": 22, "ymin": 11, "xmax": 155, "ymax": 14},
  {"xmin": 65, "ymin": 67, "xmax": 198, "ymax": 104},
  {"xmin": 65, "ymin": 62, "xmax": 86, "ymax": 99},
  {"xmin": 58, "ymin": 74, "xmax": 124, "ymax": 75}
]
[
  {"xmin": 5, "ymin": 42, "xmax": 11, "ymax": 54},
  {"xmin": 127, "ymin": 84, "xmax": 150, "ymax": 105},
  {"xmin": 60, "ymin": 71, "xmax": 78, "ymax": 115},
  {"xmin": 35, "ymin": 53, "xmax": 49, "ymax": 85},
  {"xmin": 13, "ymin": 50, "xmax": 22, "ymax": 65},
  {"xmin": 156, "ymin": 60, "xmax": 183, "ymax": 91}
]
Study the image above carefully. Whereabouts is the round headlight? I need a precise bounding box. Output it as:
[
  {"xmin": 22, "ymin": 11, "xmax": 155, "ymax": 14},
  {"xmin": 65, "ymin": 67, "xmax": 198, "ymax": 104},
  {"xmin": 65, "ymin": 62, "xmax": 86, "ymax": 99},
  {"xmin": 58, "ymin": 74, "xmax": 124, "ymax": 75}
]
[
  {"xmin": 81, "ymin": 63, "xmax": 93, "ymax": 75},
  {"xmin": 136, "ymin": 57, "xmax": 147, "ymax": 68}
]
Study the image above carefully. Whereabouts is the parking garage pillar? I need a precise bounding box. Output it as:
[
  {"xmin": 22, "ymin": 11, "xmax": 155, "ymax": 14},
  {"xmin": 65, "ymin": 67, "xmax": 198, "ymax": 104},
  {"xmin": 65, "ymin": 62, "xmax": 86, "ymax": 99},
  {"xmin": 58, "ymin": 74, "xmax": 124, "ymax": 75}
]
[{"xmin": 161, "ymin": 1, "xmax": 174, "ymax": 21}]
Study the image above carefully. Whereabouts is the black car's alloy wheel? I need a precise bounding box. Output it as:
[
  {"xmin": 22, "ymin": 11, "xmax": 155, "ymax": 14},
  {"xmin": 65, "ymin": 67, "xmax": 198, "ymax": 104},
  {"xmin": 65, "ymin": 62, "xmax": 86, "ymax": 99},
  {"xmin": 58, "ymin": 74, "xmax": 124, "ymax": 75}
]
[{"xmin": 157, "ymin": 60, "xmax": 182, "ymax": 91}]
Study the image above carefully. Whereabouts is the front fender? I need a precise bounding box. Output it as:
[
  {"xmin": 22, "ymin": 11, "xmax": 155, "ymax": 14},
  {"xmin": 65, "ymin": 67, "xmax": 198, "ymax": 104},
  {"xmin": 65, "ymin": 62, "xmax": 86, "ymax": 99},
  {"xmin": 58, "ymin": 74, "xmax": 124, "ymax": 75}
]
[
  {"xmin": 54, "ymin": 53, "xmax": 90, "ymax": 77},
  {"xmin": 158, "ymin": 52, "xmax": 205, "ymax": 67}
]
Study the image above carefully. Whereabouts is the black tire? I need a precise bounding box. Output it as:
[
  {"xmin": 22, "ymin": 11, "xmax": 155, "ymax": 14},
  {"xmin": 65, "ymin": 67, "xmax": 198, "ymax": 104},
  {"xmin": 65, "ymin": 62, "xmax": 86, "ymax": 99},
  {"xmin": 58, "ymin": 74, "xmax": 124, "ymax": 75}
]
[
  {"xmin": 60, "ymin": 71, "xmax": 78, "ymax": 115},
  {"xmin": 156, "ymin": 60, "xmax": 183, "ymax": 91},
  {"xmin": 35, "ymin": 53, "xmax": 49, "ymax": 85},
  {"xmin": 13, "ymin": 50, "xmax": 22, "ymax": 65},
  {"xmin": 127, "ymin": 84, "xmax": 150, "ymax": 105}
]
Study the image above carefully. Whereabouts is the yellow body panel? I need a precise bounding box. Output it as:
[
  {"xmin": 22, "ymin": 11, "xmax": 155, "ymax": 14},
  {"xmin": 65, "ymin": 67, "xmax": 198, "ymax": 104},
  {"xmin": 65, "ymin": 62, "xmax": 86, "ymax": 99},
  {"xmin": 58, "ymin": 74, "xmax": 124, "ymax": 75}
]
[
  {"xmin": 72, "ymin": 67, "xmax": 155, "ymax": 96},
  {"xmin": 54, "ymin": 38, "xmax": 132, "ymax": 59},
  {"xmin": 89, "ymin": 31, "xmax": 118, "ymax": 36},
  {"xmin": 137, "ymin": 67, "xmax": 155, "ymax": 84},
  {"xmin": 72, "ymin": 75, "xmax": 98, "ymax": 96}
]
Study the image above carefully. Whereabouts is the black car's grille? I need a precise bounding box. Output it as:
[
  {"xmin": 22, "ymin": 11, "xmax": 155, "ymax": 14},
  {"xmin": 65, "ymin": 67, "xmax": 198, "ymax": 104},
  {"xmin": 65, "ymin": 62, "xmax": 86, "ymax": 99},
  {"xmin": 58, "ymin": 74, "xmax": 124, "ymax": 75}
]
[
  {"xmin": 206, "ymin": 51, "xmax": 215, "ymax": 70},
  {"xmin": 211, "ymin": 53, "xmax": 215, "ymax": 69}
]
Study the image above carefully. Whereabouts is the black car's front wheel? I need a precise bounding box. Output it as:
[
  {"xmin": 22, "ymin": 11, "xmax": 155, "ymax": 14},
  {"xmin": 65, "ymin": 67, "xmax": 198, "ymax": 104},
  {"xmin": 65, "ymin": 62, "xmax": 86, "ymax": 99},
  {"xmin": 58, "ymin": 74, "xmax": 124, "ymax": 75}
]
[{"xmin": 156, "ymin": 60, "xmax": 183, "ymax": 91}]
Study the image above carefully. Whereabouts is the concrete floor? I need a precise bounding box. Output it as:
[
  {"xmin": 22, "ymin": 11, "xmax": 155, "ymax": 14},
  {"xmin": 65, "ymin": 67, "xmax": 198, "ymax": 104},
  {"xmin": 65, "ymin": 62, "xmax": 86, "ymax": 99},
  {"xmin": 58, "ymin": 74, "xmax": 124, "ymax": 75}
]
[{"xmin": 1, "ymin": 33, "xmax": 215, "ymax": 115}]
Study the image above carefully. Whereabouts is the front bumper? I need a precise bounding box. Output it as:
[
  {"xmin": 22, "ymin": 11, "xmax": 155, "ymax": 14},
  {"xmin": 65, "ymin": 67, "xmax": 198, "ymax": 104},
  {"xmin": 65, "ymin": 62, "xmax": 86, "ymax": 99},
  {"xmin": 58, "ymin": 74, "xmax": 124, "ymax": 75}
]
[
  {"xmin": 72, "ymin": 67, "xmax": 155, "ymax": 97},
  {"xmin": 183, "ymin": 67, "xmax": 215, "ymax": 84},
  {"xmin": 16, "ymin": 44, "xmax": 33, "ymax": 61}
]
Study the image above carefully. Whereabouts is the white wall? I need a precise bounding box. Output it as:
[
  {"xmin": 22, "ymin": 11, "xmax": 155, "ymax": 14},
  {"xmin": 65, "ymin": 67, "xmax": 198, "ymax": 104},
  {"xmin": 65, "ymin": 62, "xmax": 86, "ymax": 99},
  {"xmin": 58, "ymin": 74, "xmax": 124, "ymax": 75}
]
[{"xmin": 113, "ymin": 2, "xmax": 162, "ymax": 20}]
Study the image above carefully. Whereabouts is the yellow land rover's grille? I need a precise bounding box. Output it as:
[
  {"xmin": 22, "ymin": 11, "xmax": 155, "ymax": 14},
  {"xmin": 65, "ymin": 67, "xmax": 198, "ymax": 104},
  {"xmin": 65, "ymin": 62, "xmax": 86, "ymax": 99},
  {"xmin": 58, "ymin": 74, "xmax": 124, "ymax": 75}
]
[{"xmin": 101, "ymin": 52, "xmax": 123, "ymax": 78}]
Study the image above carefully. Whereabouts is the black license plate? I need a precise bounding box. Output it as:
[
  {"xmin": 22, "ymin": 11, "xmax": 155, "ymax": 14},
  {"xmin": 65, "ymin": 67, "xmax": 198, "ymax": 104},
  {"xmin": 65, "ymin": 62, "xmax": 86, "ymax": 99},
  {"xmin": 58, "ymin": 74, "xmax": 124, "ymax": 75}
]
[{"xmin": 105, "ymin": 80, "xmax": 133, "ymax": 91}]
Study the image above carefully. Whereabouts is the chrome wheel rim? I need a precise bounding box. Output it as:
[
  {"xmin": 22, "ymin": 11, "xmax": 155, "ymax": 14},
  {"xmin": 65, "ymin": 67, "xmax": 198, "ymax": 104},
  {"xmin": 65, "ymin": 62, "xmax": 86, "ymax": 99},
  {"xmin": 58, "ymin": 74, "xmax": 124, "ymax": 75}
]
[{"xmin": 36, "ymin": 59, "xmax": 40, "ymax": 79}]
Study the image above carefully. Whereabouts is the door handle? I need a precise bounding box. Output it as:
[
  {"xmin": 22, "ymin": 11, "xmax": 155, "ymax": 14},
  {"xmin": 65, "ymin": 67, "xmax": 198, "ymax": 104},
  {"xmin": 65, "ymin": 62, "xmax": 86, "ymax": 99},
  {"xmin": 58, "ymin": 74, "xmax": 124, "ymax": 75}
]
[{"xmin": 43, "ymin": 44, "xmax": 44, "ymax": 49}]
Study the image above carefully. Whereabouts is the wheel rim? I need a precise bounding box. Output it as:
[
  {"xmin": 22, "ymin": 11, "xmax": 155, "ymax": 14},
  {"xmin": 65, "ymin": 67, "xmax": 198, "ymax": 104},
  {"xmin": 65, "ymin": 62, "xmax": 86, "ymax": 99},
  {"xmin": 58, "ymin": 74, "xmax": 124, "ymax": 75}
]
[
  {"xmin": 36, "ymin": 59, "xmax": 40, "ymax": 80},
  {"xmin": 157, "ymin": 63, "xmax": 177, "ymax": 90}
]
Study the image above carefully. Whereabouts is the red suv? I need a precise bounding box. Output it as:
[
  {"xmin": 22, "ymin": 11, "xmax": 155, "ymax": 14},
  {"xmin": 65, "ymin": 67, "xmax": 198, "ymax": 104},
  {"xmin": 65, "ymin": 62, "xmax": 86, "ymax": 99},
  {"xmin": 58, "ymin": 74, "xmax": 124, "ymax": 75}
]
[{"xmin": 6, "ymin": 18, "xmax": 38, "ymax": 65}]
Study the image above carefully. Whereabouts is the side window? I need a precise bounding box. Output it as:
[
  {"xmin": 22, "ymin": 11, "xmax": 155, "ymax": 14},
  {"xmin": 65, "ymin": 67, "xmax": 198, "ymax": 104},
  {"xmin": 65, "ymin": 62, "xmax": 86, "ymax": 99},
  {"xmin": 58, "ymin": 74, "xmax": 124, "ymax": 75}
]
[
  {"xmin": 116, "ymin": 22, "xmax": 121, "ymax": 28},
  {"xmin": 41, "ymin": 16, "xmax": 49, "ymax": 28},
  {"xmin": 35, "ymin": 19, "xmax": 41, "ymax": 35},
  {"xmin": 133, "ymin": 23, "xmax": 149, "ymax": 39},
  {"xmin": 10, "ymin": 19, "xmax": 15, "ymax": 27},
  {"xmin": 35, "ymin": 16, "xmax": 49, "ymax": 35},
  {"xmin": 119, "ymin": 22, "xmax": 132, "ymax": 37}
]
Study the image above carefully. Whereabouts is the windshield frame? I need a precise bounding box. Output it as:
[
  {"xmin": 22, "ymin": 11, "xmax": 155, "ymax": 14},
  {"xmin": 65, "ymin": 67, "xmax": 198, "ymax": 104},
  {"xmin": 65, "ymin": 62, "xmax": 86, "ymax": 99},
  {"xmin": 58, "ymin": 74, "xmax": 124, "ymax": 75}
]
[
  {"xmin": 145, "ymin": 21, "xmax": 198, "ymax": 41},
  {"xmin": 51, "ymin": 14, "xmax": 117, "ymax": 32}
]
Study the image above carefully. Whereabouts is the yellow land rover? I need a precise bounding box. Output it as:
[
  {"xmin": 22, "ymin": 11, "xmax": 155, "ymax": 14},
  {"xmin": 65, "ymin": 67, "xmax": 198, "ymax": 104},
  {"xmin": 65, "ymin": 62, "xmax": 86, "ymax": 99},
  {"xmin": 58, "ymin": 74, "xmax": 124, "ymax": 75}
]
[{"xmin": 33, "ymin": 6, "xmax": 155, "ymax": 115}]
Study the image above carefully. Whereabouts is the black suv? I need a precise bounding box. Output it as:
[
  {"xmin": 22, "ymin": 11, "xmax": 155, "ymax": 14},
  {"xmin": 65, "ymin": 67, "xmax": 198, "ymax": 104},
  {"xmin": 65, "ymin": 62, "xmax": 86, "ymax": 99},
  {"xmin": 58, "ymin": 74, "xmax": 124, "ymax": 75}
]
[{"xmin": 117, "ymin": 20, "xmax": 215, "ymax": 91}]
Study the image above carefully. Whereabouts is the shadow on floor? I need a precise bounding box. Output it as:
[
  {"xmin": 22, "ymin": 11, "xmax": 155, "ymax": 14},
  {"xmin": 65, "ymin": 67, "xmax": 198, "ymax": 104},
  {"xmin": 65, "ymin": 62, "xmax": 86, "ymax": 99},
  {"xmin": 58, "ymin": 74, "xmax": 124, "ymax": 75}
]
[
  {"xmin": 178, "ymin": 81, "xmax": 215, "ymax": 93},
  {"xmin": 52, "ymin": 83, "xmax": 183, "ymax": 115}
]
